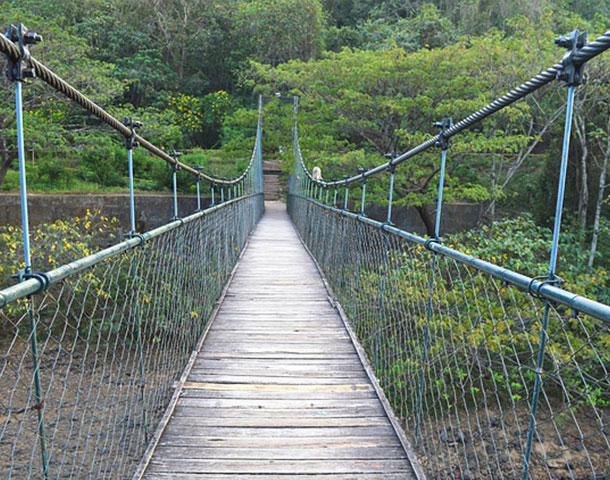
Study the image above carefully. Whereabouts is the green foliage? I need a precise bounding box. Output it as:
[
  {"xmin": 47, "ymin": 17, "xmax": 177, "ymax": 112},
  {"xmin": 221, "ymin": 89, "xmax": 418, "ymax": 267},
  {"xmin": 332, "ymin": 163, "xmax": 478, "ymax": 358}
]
[
  {"xmin": 236, "ymin": 0, "xmax": 327, "ymax": 66},
  {"xmin": 0, "ymin": 209, "xmax": 120, "ymax": 289},
  {"xmin": 243, "ymin": 24, "xmax": 565, "ymax": 223},
  {"xmin": 449, "ymin": 215, "xmax": 610, "ymax": 302},
  {"xmin": 359, "ymin": 4, "xmax": 455, "ymax": 51}
]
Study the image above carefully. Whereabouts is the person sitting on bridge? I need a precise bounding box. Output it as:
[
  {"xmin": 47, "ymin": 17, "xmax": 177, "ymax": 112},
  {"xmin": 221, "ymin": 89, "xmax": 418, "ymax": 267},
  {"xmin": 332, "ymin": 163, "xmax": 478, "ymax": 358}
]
[{"xmin": 312, "ymin": 166, "xmax": 322, "ymax": 181}]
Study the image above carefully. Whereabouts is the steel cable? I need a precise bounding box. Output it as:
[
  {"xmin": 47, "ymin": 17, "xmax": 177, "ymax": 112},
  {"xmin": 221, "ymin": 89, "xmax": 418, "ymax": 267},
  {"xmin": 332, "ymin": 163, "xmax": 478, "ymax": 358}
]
[{"xmin": 0, "ymin": 33, "xmax": 256, "ymax": 185}]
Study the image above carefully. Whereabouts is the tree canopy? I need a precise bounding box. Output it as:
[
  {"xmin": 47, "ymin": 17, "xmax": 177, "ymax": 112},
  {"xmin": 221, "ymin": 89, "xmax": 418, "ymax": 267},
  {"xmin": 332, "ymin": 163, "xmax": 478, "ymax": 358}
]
[{"xmin": 0, "ymin": 0, "xmax": 608, "ymax": 267}]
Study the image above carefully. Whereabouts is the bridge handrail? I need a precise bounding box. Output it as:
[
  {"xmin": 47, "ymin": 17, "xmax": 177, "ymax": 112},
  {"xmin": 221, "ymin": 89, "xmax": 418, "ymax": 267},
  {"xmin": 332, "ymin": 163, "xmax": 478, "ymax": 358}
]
[
  {"xmin": 0, "ymin": 193, "xmax": 261, "ymax": 309},
  {"xmin": 297, "ymin": 30, "xmax": 610, "ymax": 188},
  {"xmin": 295, "ymin": 193, "xmax": 610, "ymax": 323},
  {"xmin": 0, "ymin": 32, "xmax": 256, "ymax": 186}
]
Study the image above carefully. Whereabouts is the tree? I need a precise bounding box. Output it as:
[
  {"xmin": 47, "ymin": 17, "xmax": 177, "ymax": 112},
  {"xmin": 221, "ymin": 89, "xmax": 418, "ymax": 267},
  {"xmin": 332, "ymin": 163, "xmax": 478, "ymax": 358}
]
[
  {"xmin": 0, "ymin": 4, "xmax": 122, "ymax": 187},
  {"xmin": 236, "ymin": 0, "xmax": 326, "ymax": 66},
  {"xmin": 245, "ymin": 28, "xmax": 564, "ymax": 234},
  {"xmin": 579, "ymin": 55, "xmax": 610, "ymax": 266}
]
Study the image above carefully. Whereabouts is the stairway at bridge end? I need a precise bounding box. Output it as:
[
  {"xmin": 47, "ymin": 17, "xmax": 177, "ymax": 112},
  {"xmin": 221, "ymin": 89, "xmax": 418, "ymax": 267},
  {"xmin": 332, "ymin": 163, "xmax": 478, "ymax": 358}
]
[{"xmin": 263, "ymin": 160, "xmax": 284, "ymax": 200}]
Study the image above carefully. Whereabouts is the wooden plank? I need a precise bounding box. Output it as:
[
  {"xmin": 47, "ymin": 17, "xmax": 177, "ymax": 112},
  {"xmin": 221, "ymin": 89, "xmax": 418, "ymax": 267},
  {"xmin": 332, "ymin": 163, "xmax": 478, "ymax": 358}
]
[
  {"xmin": 189, "ymin": 367, "xmax": 366, "ymax": 377},
  {"xmin": 182, "ymin": 382, "xmax": 374, "ymax": 392},
  {"xmin": 160, "ymin": 424, "xmax": 400, "ymax": 439},
  {"xmin": 147, "ymin": 459, "xmax": 415, "ymax": 474},
  {"xmin": 144, "ymin": 474, "xmax": 409, "ymax": 480},
  {"xmin": 172, "ymin": 406, "xmax": 385, "ymax": 418},
  {"xmin": 191, "ymin": 358, "xmax": 365, "ymax": 369},
  {"xmin": 185, "ymin": 375, "xmax": 369, "ymax": 386},
  {"xmin": 205, "ymin": 332, "xmax": 352, "ymax": 341},
  {"xmin": 166, "ymin": 416, "xmax": 391, "ymax": 428},
  {"xmin": 157, "ymin": 435, "xmax": 401, "ymax": 449},
  {"xmin": 151, "ymin": 446, "xmax": 407, "ymax": 460},
  {"xmin": 176, "ymin": 398, "xmax": 383, "ymax": 409},
  {"xmin": 179, "ymin": 389, "xmax": 379, "ymax": 400},
  {"xmin": 199, "ymin": 350, "xmax": 357, "ymax": 360}
]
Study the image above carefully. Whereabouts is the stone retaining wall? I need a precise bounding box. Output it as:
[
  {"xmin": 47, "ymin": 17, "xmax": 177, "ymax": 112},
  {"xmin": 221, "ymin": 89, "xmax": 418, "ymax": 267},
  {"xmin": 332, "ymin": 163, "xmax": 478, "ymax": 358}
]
[
  {"xmin": 0, "ymin": 193, "xmax": 208, "ymax": 233},
  {"xmin": 0, "ymin": 194, "xmax": 483, "ymax": 235}
]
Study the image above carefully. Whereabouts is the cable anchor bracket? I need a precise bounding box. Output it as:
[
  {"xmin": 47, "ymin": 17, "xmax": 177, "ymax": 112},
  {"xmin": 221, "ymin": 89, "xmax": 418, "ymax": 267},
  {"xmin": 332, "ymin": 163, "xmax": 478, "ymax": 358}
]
[
  {"xmin": 527, "ymin": 274, "xmax": 564, "ymax": 301},
  {"xmin": 358, "ymin": 167, "xmax": 368, "ymax": 183},
  {"xmin": 434, "ymin": 117, "xmax": 453, "ymax": 150},
  {"xmin": 554, "ymin": 29, "xmax": 588, "ymax": 87},
  {"xmin": 12, "ymin": 269, "xmax": 51, "ymax": 294},
  {"xmin": 171, "ymin": 150, "xmax": 183, "ymax": 168},
  {"xmin": 4, "ymin": 23, "xmax": 42, "ymax": 83},
  {"xmin": 384, "ymin": 151, "xmax": 398, "ymax": 174},
  {"xmin": 123, "ymin": 117, "xmax": 142, "ymax": 150}
]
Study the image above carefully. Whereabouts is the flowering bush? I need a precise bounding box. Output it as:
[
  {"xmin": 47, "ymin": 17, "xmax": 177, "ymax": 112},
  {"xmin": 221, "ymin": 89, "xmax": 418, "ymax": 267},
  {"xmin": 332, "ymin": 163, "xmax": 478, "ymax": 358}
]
[{"xmin": 0, "ymin": 209, "xmax": 120, "ymax": 290}]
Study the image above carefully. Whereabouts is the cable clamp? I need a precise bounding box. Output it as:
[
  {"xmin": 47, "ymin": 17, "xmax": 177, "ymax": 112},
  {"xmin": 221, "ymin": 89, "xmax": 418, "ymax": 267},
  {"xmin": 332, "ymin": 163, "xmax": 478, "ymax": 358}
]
[
  {"xmin": 424, "ymin": 237, "xmax": 442, "ymax": 250},
  {"xmin": 5, "ymin": 24, "xmax": 42, "ymax": 82},
  {"xmin": 527, "ymin": 275, "xmax": 564, "ymax": 300},
  {"xmin": 172, "ymin": 217, "xmax": 184, "ymax": 226},
  {"xmin": 384, "ymin": 151, "xmax": 398, "ymax": 173},
  {"xmin": 381, "ymin": 221, "xmax": 394, "ymax": 232},
  {"xmin": 171, "ymin": 150, "xmax": 183, "ymax": 171},
  {"xmin": 434, "ymin": 118, "xmax": 453, "ymax": 150},
  {"xmin": 124, "ymin": 232, "xmax": 146, "ymax": 245},
  {"xmin": 122, "ymin": 117, "xmax": 142, "ymax": 150},
  {"xmin": 358, "ymin": 167, "xmax": 368, "ymax": 182},
  {"xmin": 554, "ymin": 30, "xmax": 588, "ymax": 87},
  {"xmin": 12, "ymin": 269, "xmax": 51, "ymax": 294}
]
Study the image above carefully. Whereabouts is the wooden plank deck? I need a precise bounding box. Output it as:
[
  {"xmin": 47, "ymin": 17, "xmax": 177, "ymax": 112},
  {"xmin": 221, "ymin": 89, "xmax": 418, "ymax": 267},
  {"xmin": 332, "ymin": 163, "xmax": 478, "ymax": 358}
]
[{"xmin": 140, "ymin": 201, "xmax": 419, "ymax": 478}]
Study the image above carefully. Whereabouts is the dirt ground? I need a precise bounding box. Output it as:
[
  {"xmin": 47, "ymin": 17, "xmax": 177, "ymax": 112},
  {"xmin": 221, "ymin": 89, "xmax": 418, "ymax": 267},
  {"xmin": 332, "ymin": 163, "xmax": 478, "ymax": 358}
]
[
  {"xmin": 414, "ymin": 404, "xmax": 610, "ymax": 479},
  {"xmin": 0, "ymin": 334, "xmax": 172, "ymax": 479}
]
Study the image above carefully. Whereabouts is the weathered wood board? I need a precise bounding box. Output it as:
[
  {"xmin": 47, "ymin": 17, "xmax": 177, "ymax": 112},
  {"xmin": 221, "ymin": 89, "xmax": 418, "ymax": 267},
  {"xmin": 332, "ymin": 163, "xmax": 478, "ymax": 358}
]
[{"xmin": 141, "ymin": 201, "xmax": 418, "ymax": 478}]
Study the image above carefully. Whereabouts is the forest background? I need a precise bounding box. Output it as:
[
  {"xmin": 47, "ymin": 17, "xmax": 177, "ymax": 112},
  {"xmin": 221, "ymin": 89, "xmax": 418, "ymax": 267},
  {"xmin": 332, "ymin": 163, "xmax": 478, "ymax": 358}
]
[{"xmin": 0, "ymin": 0, "xmax": 609, "ymax": 301}]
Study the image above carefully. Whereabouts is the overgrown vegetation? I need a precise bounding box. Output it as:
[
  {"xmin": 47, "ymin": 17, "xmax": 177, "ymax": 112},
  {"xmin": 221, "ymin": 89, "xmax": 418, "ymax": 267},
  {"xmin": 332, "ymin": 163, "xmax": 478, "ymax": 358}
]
[{"xmin": 0, "ymin": 1, "xmax": 609, "ymax": 276}]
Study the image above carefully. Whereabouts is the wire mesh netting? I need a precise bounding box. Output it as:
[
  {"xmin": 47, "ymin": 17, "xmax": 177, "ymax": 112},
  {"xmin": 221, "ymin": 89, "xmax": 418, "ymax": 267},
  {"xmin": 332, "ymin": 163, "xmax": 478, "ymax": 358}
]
[
  {"xmin": 288, "ymin": 195, "xmax": 610, "ymax": 480},
  {"xmin": 0, "ymin": 195, "xmax": 263, "ymax": 479}
]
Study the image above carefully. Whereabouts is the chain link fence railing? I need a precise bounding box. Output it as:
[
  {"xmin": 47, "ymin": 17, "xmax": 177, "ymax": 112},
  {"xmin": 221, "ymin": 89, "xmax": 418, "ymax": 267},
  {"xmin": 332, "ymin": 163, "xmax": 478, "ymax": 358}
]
[
  {"xmin": 288, "ymin": 196, "xmax": 609, "ymax": 479},
  {"xmin": 288, "ymin": 28, "xmax": 610, "ymax": 480},
  {"xmin": 0, "ymin": 22, "xmax": 266, "ymax": 479},
  {"xmin": 0, "ymin": 195, "xmax": 263, "ymax": 479}
]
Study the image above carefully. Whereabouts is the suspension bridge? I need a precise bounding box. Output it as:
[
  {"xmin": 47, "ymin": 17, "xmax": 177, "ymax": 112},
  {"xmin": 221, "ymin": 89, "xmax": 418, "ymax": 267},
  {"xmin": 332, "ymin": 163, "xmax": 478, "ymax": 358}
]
[{"xmin": 0, "ymin": 23, "xmax": 609, "ymax": 479}]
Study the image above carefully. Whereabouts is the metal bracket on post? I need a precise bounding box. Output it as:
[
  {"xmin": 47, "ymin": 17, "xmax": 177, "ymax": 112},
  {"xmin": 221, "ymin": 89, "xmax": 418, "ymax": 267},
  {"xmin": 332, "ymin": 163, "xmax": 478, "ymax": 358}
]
[
  {"xmin": 123, "ymin": 117, "xmax": 142, "ymax": 237},
  {"xmin": 434, "ymin": 117, "xmax": 452, "ymax": 152},
  {"xmin": 5, "ymin": 24, "xmax": 41, "ymax": 83},
  {"xmin": 170, "ymin": 150, "xmax": 182, "ymax": 222},
  {"xmin": 554, "ymin": 30, "xmax": 588, "ymax": 87}
]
